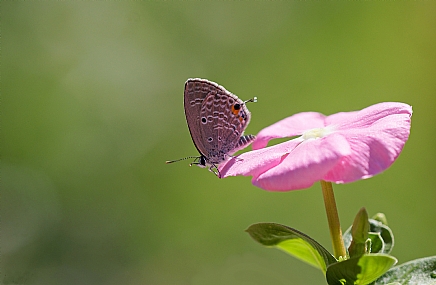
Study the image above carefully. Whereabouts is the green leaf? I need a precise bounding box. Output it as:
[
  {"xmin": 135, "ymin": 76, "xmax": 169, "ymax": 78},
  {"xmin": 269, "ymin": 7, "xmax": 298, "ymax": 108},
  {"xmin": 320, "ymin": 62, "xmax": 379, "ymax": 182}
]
[
  {"xmin": 369, "ymin": 220, "xmax": 394, "ymax": 254},
  {"xmin": 246, "ymin": 223, "xmax": 337, "ymax": 272},
  {"xmin": 372, "ymin": 213, "xmax": 388, "ymax": 226},
  {"xmin": 344, "ymin": 218, "xmax": 394, "ymax": 254},
  {"xmin": 374, "ymin": 256, "xmax": 436, "ymax": 285},
  {"xmin": 326, "ymin": 254, "xmax": 397, "ymax": 285},
  {"xmin": 368, "ymin": 232, "xmax": 384, "ymax": 254},
  {"xmin": 348, "ymin": 208, "xmax": 370, "ymax": 258}
]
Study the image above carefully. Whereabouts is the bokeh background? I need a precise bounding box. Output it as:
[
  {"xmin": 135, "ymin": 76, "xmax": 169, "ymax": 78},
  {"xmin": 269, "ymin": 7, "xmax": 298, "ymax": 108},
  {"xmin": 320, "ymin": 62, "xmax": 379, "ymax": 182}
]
[{"xmin": 2, "ymin": 2, "xmax": 436, "ymax": 285}]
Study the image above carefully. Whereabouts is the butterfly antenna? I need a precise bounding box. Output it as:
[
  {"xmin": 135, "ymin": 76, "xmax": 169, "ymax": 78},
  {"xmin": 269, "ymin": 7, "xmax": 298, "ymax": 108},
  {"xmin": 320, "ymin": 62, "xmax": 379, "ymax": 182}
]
[
  {"xmin": 244, "ymin": 97, "xmax": 257, "ymax": 104},
  {"xmin": 165, "ymin": 156, "xmax": 199, "ymax": 164}
]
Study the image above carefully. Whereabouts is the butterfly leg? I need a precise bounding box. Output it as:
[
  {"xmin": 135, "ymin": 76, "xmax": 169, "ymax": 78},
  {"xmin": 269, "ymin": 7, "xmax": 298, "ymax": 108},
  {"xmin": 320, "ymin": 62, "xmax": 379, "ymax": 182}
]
[{"xmin": 208, "ymin": 164, "xmax": 221, "ymax": 178}]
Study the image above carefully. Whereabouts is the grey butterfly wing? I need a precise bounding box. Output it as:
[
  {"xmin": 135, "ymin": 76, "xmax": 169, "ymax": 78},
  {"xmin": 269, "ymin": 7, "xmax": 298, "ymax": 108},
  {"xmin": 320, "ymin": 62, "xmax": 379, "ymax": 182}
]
[
  {"xmin": 184, "ymin": 78, "xmax": 255, "ymax": 166},
  {"xmin": 199, "ymin": 84, "xmax": 252, "ymax": 164},
  {"xmin": 184, "ymin": 79, "xmax": 219, "ymax": 157}
]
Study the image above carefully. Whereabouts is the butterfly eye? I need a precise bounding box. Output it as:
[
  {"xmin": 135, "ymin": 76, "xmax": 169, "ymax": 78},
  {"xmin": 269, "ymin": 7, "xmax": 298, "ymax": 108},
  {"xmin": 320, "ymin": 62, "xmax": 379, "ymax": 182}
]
[{"xmin": 199, "ymin": 156, "xmax": 206, "ymax": 167}]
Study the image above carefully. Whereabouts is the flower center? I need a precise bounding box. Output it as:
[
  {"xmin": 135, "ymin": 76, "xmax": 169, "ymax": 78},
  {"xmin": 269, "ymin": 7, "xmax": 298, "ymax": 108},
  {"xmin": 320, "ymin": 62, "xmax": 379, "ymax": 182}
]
[{"xmin": 301, "ymin": 127, "xmax": 330, "ymax": 140}]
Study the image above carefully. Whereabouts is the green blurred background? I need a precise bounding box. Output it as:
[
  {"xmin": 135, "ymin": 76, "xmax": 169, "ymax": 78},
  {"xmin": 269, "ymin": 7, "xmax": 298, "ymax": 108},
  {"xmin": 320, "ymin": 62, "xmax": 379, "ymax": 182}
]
[{"xmin": 2, "ymin": 2, "xmax": 436, "ymax": 285}]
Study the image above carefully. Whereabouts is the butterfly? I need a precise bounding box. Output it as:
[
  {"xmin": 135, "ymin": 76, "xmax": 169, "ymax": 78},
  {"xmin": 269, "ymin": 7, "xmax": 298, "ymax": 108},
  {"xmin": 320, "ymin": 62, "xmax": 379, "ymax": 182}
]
[{"xmin": 166, "ymin": 78, "xmax": 256, "ymax": 177}]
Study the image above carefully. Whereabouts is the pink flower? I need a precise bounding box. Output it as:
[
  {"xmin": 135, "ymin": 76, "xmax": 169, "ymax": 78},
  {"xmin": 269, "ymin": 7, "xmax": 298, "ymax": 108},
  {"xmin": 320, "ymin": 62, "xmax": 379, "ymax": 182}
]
[{"xmin": 219, "ymin": 102, "xmax": 412, "ymax": 191}]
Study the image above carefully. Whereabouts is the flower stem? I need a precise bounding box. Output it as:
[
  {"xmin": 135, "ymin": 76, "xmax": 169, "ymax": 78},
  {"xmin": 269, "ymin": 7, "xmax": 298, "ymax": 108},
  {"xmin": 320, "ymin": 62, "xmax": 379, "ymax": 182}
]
[{"xmin": 320, "ymin": 180, "xmax": 347, "ymax": 259}]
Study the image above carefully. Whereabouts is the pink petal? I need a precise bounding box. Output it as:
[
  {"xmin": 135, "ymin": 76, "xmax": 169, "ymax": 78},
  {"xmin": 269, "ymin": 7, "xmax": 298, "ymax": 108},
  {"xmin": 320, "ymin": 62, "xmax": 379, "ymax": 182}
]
[
  {"xmin": 253, "ymin": 112, "xmax": 327, "ymax": 149},
  {"xmin": 253, "ymin": 133, "xmax": 352, "ymax": 191},
  {"xmin": 324, "ymin": 110, "xmax": 359, "ymax": 126},
  {"xmin": 323, "ymin": 105, "xmax": 412, "ymax": 183},
  {"xmin": 220, "ymin": 139, "xmax": 302, "ymax": 178},
  {"xmin": 327, "ymin": 102, "xmax": 412, "ymax": 131}
]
